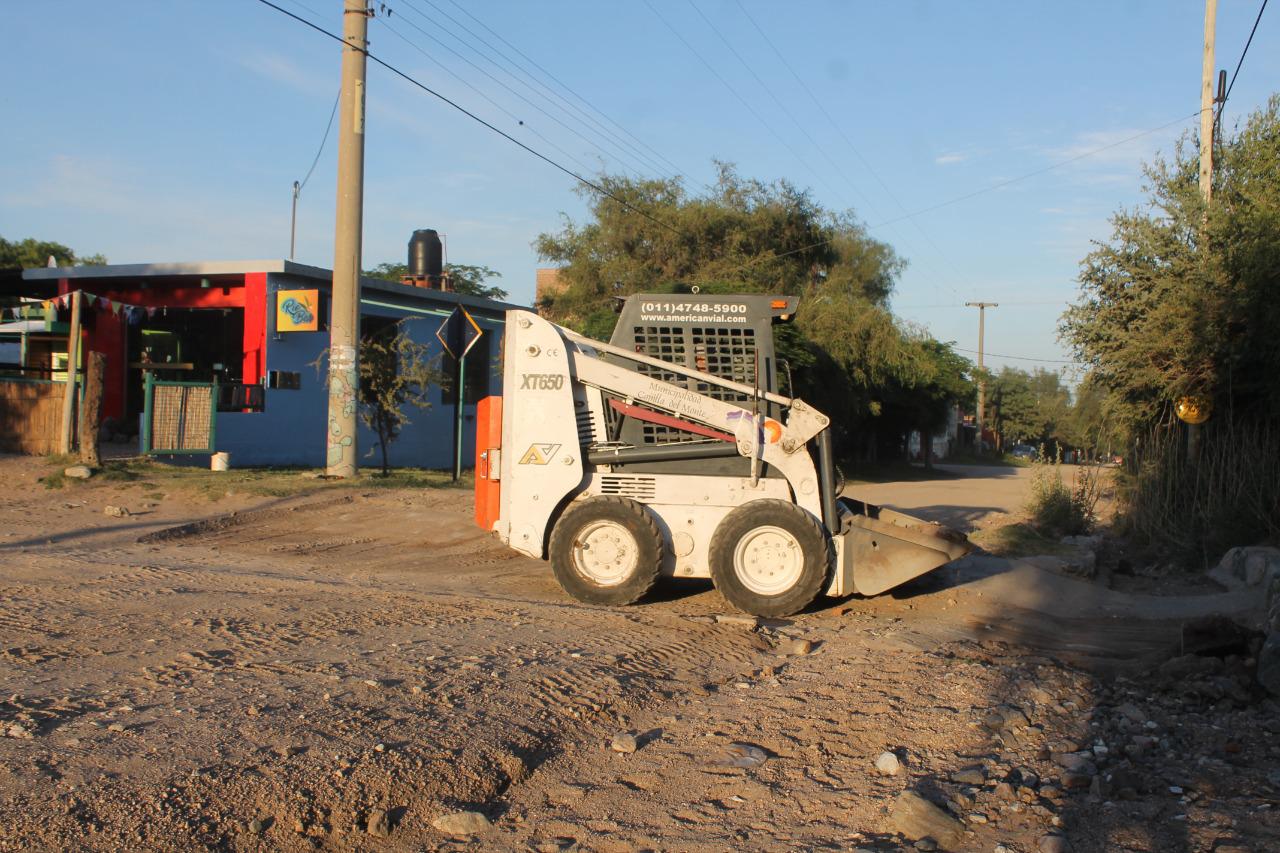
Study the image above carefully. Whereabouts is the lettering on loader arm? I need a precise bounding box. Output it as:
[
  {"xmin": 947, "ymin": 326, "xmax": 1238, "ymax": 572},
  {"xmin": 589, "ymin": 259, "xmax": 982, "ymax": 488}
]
[
  {"xmin": 520, "ymin": 373, "xmax": 565, "ymax": 390},
  {"xmin": 518, "ymin": 443, "xmax": 562, "ymax": 465}
]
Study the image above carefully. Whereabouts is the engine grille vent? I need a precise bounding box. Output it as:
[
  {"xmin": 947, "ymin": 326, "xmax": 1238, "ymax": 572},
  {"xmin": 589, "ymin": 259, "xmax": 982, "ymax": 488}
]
[
  {"xmin": 575, "ymin": 408, "xmax": 596, "ymax": 446},
  {"xmin": 599, "ymin": 476, "xmax": 657, "ymax": 501}
]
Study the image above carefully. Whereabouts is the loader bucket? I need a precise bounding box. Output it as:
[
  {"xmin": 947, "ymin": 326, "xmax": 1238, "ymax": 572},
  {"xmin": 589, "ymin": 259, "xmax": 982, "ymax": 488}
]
[{"xmin": 838, "ymin": 498, "xmax": 974, "ymax": 596}]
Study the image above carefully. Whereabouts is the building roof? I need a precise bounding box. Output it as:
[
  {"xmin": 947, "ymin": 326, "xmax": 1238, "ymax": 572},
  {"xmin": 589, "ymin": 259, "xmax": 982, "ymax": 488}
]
[{"xmin": 21, "ymin": 259, "xmax": 527, "ymax": 315}]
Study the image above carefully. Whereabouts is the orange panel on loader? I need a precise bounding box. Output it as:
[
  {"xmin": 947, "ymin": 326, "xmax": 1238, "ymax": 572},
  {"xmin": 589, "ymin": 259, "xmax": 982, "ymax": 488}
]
[{"xmin": 474, "ymin": 396, "xmax": 502, "ymax": 531}]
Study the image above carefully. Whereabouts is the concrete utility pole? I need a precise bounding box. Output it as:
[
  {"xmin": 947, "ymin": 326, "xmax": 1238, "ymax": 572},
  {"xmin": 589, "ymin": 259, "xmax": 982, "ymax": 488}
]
[
  {"xmin": 966, "ymin": 302, "xmax": 997, "ymax": 451},
  {"xmin": 325, "ymin": 0, "xmax": 369, "ymax": 478},
  {"xmin": 1199, "ymin": 0, "xmax": 1217, "ymax": 204}
]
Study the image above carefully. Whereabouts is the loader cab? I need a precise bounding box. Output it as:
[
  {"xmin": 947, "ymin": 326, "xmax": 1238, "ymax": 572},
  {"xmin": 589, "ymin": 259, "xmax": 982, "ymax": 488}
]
[{"xmin": 600, "ymin": 293, "xmax": 798, "ymax": 476}]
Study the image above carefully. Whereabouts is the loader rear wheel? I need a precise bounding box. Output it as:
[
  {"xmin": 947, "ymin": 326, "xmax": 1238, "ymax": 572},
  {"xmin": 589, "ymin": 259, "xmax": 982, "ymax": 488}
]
[
  {"xmin": 709, "ymin": 499, "xmax": 830, "ymax": 617},
  {"xmin": 548, "ymin": 496, "xmax": 663, "ymax": 606}
]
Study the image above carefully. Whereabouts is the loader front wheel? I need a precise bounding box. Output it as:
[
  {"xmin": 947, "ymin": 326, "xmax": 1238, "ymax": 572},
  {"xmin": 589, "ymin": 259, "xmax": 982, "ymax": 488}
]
[
  {"xmin": 709, "ymin": 500, "xmax": 830, "ymax": 617},
  {"xmin": 548, "ymin": 496, "xmax": 663, "ymax": 606}
]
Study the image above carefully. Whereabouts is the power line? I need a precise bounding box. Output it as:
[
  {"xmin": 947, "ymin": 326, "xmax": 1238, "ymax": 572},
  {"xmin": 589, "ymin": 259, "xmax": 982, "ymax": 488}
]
[
  {"xmin": 390, "ymin": 0, "xmax": 666, "ymax": 182},
  {"xmin": 952, "ymin": 346, "xmax": 1082, "ymax": 365},
  {"xmin": 895, "ymin": 300, "xmax": 1066, "ymax": 309},
  {"xmin": 686, "ymin": 0, "xmax": 877, "ymax": 214},
  {"xmin": 640, "ymin": 0, "xmax": 836, "ymax": 200},
  {"xmin": 374, "ymin": 16, "xmax": 607, "ymax": 180},
  {"xmin": 437, "ymin": 0, "xmax": 698, "ymax": 186},
  {"xmin": 1217, "ymin": 0, "xmax": 1269, "ymax": 121},
  {"xmin": 253, "ymin": 0, "xmax": 684, "ymax": 235},
  {"xmin": 298, "ymin": 89, "xmax": 340, "ymax": 192},
  {"xmin": 724, "ymin": 109, "xmax": 1205, "ymax": 276},
  {"xmin": 871, "ymin": 111, "xmax": 1204, "ymax": 230},
  {"xmin": 401, "ymin": 0, "xmax": 685, "ymax": 185}
]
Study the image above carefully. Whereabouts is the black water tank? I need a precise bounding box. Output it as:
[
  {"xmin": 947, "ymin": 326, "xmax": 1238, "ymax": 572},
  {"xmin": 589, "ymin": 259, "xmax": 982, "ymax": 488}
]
[{"xmin": 407, "ymin": 229, "xmax": 443, "ymax": 282}]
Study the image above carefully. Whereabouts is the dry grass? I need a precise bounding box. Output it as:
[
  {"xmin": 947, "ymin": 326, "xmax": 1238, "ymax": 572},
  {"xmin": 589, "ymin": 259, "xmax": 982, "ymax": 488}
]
[
  {"xmin": 39, "ymin": 455, "xmax": 465, "ymax": 499},
  {"xmin": 1118, "ymin": 418, "xmax": 1280, "ymax": 568}
]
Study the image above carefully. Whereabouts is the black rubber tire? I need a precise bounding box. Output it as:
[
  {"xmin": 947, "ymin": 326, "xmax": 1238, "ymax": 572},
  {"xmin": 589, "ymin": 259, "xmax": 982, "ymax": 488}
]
[
  {"xmin": 548, "ymin": 496, "xmax": 663, "ymax": 607},
  {"xmin": 709, "ymin": 499, "xmax": 830, "ymax": 617}
]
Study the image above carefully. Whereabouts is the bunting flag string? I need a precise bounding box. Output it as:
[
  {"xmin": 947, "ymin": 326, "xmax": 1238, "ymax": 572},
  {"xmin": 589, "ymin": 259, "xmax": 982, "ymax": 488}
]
[{"xmin": 5, "ymin": 289, "xmax": 156, "ymax": 323}]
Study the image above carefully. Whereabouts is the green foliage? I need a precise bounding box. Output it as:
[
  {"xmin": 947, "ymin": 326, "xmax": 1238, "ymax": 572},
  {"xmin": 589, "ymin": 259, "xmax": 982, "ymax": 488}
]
[
  {"xmin": 1, "ymin": 235, "xmax": 106, "ymax": 268},
  {"xmin": 358, "ymin": 321, "xmax": 444, "ymax": 475},
  {"xmin": 1025, "ymin": 453, "xmax": 1097, "ymax": 537},
  {"xmin": 534, "ymin": 162, "xmax": 976, "ymax": 457},
  {"xmin": 987, "ymin": 367, "xmax": 1071, "ymax": 450},
  {"xmin": 365, "ymin": 262, "xmax": 508, "ymax": 301},
  {"xmin": 1060, "ymin": 94, "xmax": 1280, "ymax": 561},
  {"xmin": 1061, "ymin": 95, "xmax": 1280, "ymax": 428}
]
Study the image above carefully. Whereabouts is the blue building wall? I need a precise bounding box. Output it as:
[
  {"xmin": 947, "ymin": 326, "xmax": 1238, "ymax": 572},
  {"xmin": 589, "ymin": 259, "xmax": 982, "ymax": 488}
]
[{"xmin": 216, "ymin": 272, "xmax": 506, "ymax": 469}]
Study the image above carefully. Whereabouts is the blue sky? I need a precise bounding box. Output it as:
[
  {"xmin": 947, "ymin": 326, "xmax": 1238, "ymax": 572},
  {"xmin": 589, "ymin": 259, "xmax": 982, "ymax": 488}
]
[{"xmin": 2, "ymin": 1, "xmax": 1276, "ymax": 373}]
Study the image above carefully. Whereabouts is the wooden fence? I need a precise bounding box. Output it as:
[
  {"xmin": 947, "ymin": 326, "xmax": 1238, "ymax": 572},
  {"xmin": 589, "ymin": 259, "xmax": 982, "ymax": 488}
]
[{"xmin": 0, "ymin": 379, "xmax": 67, "ymax": 454}]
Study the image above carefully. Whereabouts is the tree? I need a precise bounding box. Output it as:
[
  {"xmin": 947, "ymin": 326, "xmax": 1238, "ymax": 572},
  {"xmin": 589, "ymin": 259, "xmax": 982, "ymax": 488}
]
[
  {"xmin": 357, "ymin": 320, "xmax": 443, "ymax": 475},
  {"xmin": 533, "ymin": 162, "xmax": 967, "ymax": 458},
  {"xmin": 1061, "ymin": 95, "xmax": 1280, "ymax": 428},
  {"xmin": 0, "ymin": 235, "xmax": 106, "ymax": 268},
  {"xmin": 1060, "ymin": 95, "xmax": 1280, "ymax": 561},
  {"xmin": 364, "ymin": 262, "xmax": 508, "ymax": 301}
]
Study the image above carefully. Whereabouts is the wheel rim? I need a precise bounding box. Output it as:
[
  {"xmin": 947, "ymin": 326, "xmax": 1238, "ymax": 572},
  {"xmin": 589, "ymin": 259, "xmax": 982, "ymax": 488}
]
[
  {"xmin": 732, "ymin": 525, "xmax": 803, "ymax": 595},
  {"xmin": 571, "ymin": 520, "xmax": 639, "ymax": 587}
]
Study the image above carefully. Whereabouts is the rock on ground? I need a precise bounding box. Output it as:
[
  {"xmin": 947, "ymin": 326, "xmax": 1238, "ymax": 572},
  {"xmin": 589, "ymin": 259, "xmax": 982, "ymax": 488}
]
[
  {"xmin": 63, "ymin": 465, "xmax": 93, "ymax": 479},
  {"xmin": 874, "ymin": 751, "xmax": 902, "ymax": 776},
  {"xmin": 890, "ymin": 790, "xmax": 965, "ymax": 851},
  {"xmin": 431, "ymin": 810, "xmax": 492, "ymax": 836},
  {"xmin": 366, "ymin": 808, "xmax": 392, "ymax": 838}
]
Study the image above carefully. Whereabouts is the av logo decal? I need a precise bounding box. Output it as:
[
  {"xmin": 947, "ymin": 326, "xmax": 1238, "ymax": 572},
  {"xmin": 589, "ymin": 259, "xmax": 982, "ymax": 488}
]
[{"xmin": 518, "ymin": 443, "xmax": 561, "ymax": 465}]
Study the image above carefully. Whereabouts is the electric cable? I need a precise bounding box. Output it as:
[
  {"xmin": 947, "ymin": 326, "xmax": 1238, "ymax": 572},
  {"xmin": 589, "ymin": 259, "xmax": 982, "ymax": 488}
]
[
  {"xmin": 375, "ymin": 15, "xmax": 607, "ymax": 180},
  {"xmin": 400, "ymin": 0, "xmax": 686, "ymax": 185},
  {"xmin": 297, "ymin": 89, "xmax": 340, "ymax": 192},
  {"xmin": 388, "ymin": 1, "xmax": 663, "ymax": 182},
  {"xmin": 640, "ymin": 0, "xmax": 837, "ymax": 201},
  {"xmin": 253, "ymin": 0, "xmax": 683, "ymax": 235},
  {"xmin": 438, "ymin": 0, "xmax": 697, "ymax": 185},
  {"xmin": 723, "ymin": 109, "xmax": 1206, "ymax": 276},
  {"xmin": 952, "ymin": 346, "xmax": 1082, "ymax": 365},
  {"xmin": 1220, "ymin": 0, "xmax": 1269, "ymax": 112}
]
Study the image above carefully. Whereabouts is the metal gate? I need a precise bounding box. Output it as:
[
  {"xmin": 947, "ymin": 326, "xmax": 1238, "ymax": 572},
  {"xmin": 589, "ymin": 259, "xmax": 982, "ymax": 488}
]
[{"xmin": 141, "ymin": 374, "xmax": 216, "ymax": 455}]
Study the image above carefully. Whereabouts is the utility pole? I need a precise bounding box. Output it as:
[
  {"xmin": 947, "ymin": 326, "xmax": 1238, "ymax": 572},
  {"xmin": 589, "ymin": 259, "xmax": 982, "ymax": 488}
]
[
  {"xmin": 966, "ymin": 302, "xmax": 997, "ymax": 452},
  {"xmin": 1199, "ymin": 0, "xmax": 1217, "ymax": 204},
  {"xmin": 58, "ymin": 290, "xmax": 82, "ymax": 455},
  {"xmin": 1188, "ymin": 0, "xmax": 1218, "ymax": 463},
  {"xmin": 325, "ymin": 0, "xmax": 369, "ymax": 478}
]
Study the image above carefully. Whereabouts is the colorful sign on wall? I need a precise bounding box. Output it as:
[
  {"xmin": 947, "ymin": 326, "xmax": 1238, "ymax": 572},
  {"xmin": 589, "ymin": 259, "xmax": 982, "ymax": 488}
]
[{"xmin": 276, "ymin": 289, "xmax": 319, "ymax": 332}]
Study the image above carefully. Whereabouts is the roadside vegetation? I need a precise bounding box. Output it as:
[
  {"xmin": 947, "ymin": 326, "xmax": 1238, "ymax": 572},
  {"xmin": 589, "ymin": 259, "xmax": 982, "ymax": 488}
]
[{"xmin": 1060, "ymin": 95, "xmax": 1280, "ymax": 566}]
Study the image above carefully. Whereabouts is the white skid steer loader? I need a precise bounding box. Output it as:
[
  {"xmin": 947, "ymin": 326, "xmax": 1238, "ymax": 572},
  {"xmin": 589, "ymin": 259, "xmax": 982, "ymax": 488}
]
[{"xmin": 474, "ymin": 293, "xmax": 971, "ymax": 617}]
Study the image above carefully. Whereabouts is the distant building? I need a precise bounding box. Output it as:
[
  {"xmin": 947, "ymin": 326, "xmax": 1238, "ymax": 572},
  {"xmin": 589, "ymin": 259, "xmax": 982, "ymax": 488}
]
[{"xmin": 2, "ymin": 259, "xmax": 518, "ymax": 468}]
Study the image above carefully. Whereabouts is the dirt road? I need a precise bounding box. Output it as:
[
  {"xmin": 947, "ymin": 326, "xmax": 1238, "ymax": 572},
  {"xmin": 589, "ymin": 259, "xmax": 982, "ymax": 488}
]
[
  {"xmin": 1, "ymin": 456, "xmax": 1276, "ymax": 852},
  {"xmin": 850, "ymin": 464, "xmax": 1033, "ymax": 531}
]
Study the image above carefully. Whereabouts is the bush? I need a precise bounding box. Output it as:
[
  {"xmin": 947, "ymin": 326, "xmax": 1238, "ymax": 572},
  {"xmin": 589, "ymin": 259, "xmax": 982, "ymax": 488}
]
[{"xmin": 1025, "ymin": 450, "xmax": 1097, "ymax": 537}]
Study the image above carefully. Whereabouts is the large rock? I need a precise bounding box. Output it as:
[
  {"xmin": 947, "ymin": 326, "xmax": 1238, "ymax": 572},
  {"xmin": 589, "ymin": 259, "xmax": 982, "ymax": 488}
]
[
  {"xmin": 890, "ymin": 790, "xmax": 965, "ymax": 851},
  {"xmin": 1258, "ymin": 632, "xmax": 1280, "ymax": 697},
  {"xmin": 63, "ymin": 465, "xmax": 93, "ymax": 480},
  {"xmin": 1209, "ymin": 546, "xmax": 1280, "ymax": 592}
]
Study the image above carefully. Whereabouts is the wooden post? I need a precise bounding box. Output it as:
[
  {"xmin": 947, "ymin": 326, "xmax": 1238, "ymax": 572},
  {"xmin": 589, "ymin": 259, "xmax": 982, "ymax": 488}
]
[
  {"xmin": 79, "ymin": 351, "xmax": 106, "ymax": 467},
  {"xmin": 58, "ymin": 290, "xmax": 82, "ymax": 455}
]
